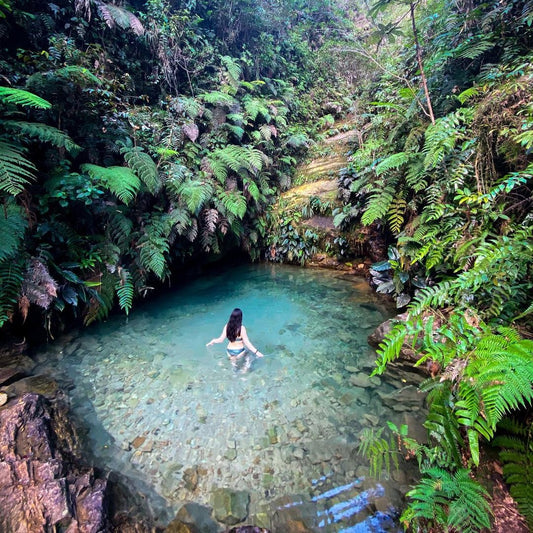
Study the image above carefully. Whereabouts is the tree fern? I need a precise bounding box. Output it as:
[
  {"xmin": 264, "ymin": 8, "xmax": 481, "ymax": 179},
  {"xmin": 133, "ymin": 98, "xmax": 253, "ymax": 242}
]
[
  {"xmin": 0, "ymin": 86, "xmax": 51, "ymax": 109},
  {"xmin": 4, "ymin": 121, "xmax": 80, "ymax": 153},
  {"xmin": 82, "ymin": 163, "xmax": 140, "ymax": 205},
  {"xmin": 0, "ymin": 200, "xmax": 27, "ymax": 261},
  {"xmin": 122, "ymin": 146, "xmax": 161, "ymax": 194},
  {"xmin": 0, "ymin": 141, "xmax": 37, "ymax": 195}
]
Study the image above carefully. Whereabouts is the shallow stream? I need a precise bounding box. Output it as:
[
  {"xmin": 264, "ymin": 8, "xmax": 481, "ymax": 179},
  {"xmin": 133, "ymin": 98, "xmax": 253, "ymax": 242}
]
[{"xmin": 34, "ymin": 264, "xmax": 426, "ymax": 532}]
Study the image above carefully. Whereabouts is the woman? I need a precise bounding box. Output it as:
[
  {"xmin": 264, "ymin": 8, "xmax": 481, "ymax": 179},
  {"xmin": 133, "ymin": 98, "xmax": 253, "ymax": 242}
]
[{"xmin": 206, "ymin": 308, "xmax": 263, "ymax": 361}]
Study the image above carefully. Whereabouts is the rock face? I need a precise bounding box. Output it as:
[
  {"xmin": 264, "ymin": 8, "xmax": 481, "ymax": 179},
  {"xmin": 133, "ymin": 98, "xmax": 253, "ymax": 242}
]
[{"xmin": 0, "ymin": 393, "xmax": 108, "ymax": 533}]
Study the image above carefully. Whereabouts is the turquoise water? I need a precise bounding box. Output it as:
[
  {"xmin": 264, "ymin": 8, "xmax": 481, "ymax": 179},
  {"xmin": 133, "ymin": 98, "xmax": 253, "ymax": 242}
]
[{"xmin": 34, "ymin": 264, "xmax": 425, "ymax": 531}]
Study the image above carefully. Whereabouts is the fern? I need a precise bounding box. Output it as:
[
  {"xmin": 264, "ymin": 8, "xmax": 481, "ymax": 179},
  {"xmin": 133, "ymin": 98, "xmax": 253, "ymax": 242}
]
[
  {"xmin": 0, "ymin": 86, "xmax": 51, "ymax": 109},
  {"xmin": 137, "ymin": 218, "xmax": 171, "ymax": 279},
  {"xmin": 387, "ymin": 196, "xmax": 406, "ymax": 234},
  {"xmin": 4, "ymin": 121, "xmax": 80, "ymax": 153},
  {"xmin": 403, "ymin": 468, "xmax": 491, "ymax": 532},
  {"xmin": 375, "ymin": 151, "xmax": 411, "ymax": 175},
  {"xmin": 199, "ymin": 91, "xmax": 236, "ymax": 105},
  {"xmin": 358, "ymin": 427, "xmax": 400, "ymax": 477},
  {"xmin": 208, "ymin": 145, "xmax": 266, "ymax": 183},
  {"xmin": 106, "ymin": 208, "xmax": 133, "ymax": 249},
  {"xmin": 82, "ymin": 163, "xmax": 140, "ymax": 205},
  {"xmin": 243, "ymin": 95, "xmax": 270, "ymax": 122},
  {"xmin": 361, "ymin": 183, "xmax": 396, "ymax": 226},
  {"xmin": 0, "ymin": 141, "xmax": 37, "ymax": 195},
  {"xmin": 0, "ymin": 201, "xmax": 27, "ymax": 261},
  {"xmin": 494, "ymin": 418, "xmax": 533, "ymax": 528},
  {"xmin": 176, "ymin": 178, "xmax": 213, "ymax": 213},
  {"xmin": 218, "ymin": 190, "xmax": 247, "ymax": 219},
  {"xmin": 0, "ymin": 259, "xmax": 24, "ymax": 327},
  {"xmin": 122, "ymin": 146, "xmax": 161, "ymax": 194},
  {"xmin": 115, "ymin": 268, "xmax": 133, "ymax": 315}
]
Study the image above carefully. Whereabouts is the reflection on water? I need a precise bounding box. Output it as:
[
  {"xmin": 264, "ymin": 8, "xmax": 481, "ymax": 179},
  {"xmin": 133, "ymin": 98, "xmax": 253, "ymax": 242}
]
[{"xmin": 34, "ymin": 264, "xmax": 424, "ymax": 531}]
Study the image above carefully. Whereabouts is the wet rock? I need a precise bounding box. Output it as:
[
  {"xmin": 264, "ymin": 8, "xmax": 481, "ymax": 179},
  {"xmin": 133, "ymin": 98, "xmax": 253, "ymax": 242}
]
[
  {"xmin": 349, "ymin": 372, "xmax": 381, "ymax": 388},
  {"xmin": 166, "ymin": 502, "xmax": 219, "ymax": 533},
  {"xmin": 0, "ymin": 393, "xmax": 107, "ymax": 532},
  {"xmin": 2, "ymin": 374, "xmax": 59, "ymax": 400},
  {"xmin": 0, "ymin": 367, "xmax": 26, "ymax": 387},
  {"xmin": 131, "ymin": 436, "xmax": 146, "ymax": 449},
  {"xmin": 270, "ymin": 494, "xmax": 316, "ymax": 532},
  {"xmin": 183, "ymin": 466, "xmax": 199, "ymax": 491},
  {"xmin": 227, "ymin": 527, "xmax": 270, "ymax": 533},
  {"xmin": 211, "ymin": 488, "xmax": 250, "ymax": 525},
  {"xmin": 344, "ymin": 365, "xmax": 358, "ymax": 373}
]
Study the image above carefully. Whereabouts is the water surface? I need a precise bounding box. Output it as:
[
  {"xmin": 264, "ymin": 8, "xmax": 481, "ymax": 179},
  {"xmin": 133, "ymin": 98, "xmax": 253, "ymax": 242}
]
[{"xmin": 35, "ymin": 264, "xmax": 425, "ymax": 531}]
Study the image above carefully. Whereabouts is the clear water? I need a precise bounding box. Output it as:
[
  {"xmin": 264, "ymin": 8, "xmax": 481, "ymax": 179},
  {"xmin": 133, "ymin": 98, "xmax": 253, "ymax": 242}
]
[{"xmin": 34, "ymin": 264, "xmax": 425, "ymax": 532}]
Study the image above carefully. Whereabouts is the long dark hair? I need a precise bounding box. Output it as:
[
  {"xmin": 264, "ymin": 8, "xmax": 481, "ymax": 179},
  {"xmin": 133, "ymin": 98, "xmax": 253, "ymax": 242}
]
[{"xmin": 226, "ymin": 308, "xmax": 242, "ymax": 342}]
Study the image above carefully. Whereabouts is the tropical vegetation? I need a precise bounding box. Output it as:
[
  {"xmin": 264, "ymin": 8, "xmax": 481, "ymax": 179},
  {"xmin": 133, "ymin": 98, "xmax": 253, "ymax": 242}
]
[{"xmin": 0, "ymin": 0, "xmax": 532, "ymax": 530}]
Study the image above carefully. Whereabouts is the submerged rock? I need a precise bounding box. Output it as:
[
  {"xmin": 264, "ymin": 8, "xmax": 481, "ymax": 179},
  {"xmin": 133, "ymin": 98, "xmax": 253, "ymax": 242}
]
[
  {"xmin": 211, "ymin": 488, "xmax": 250, "ymax": 525},
  {"xmin": 165, "ymin": 502, "xmax": 219, "ymax": 533}
]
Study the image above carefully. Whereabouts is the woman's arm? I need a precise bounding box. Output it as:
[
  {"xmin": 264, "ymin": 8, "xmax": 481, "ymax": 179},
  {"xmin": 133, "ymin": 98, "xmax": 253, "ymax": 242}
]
[
  {"xmin": 206, "ymin": 325, "xmax": 227, "ymax": 346},
  {"xmin": 241, "ymin": 326, "xmax": 263, "ymax": 357}
]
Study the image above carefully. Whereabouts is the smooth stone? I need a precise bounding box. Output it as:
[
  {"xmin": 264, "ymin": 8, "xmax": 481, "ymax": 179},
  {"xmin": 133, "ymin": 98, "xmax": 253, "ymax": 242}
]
[
  {"xmin": 345, "ymin": 365, "xmax": 358, "ymax": 373},
  {"xmin": 168, "ymin": 502, "xmax": 218, "ymax": 533},
  {"xmin": 131, "ymin": 436, "xmax": 146, "ymax": 449},
  {"xmin": 211, "ymin": 488, "xmax": 250, "ymax": 525}
]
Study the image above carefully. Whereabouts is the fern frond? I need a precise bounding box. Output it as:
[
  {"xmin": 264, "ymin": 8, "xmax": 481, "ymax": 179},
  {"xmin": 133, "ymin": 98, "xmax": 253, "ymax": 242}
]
[
  {"xmin": 218, "ymin": 190, "xmax": 247, "ymax": 219},
  {"xmin": 4, "ymin": 121, "xmax": 80, "ymax": 153},
  {"xmin": 106, "ymin": 208, "xmax": 133, "ymax": 249},
  {"xmin": 387, "ymin": 196, "xmax": 406, "ymax": 234},
  {"xmin": 199, "ymin": 91, "xmax": 236, "ymax": 105},
  {"xmin": 361, "ymin": 184, "xmax": 395, "ymax": 226},
  {"xmin": 0, "ymin": 86, "xmax": 51, "ymax": 109},
  {"xmin": 0, "ymin": 259, "xmax": 24, "ymax": 327},
  {"xmin": 375, "ymin": 152, "xmax": 411, "ymax": 175},
  {"xmin": 122, "ymin": 146, "xmax": 161, "ymax": 194},
  {"xmin": 177, "ymin": 178, "xmax": 213, "ymax": 213},
  {"xmin": 0, "ymin": 200, "xmax": 27, "ymax": 261},
  {"xmin": 0, "ymin": 141, "xmax": 37, "ymax": 195},
  {"xmin": 115, "ymin": 268, "xmax": 133, "ymax": 315},
  {"xmin": 82, "ymin": 163, "xmax": 140, "ymax": 205}
]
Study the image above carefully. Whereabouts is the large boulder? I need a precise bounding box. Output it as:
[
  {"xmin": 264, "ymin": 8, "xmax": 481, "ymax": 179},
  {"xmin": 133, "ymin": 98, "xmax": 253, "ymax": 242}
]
[{"xmin": 0, "ymin": 393, "xmax": 107, "ymax": 533}]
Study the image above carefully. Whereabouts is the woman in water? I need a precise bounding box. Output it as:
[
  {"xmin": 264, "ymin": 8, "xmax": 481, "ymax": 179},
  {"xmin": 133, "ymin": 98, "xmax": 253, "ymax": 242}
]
[{"xmin": 206, "ymin": 308, "xmax": 264, "ymax": 364}]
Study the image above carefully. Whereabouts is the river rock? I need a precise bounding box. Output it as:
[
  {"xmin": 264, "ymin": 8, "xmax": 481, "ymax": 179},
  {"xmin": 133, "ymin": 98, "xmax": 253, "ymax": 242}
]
[
  {"xmin": 165, "ymin": 502, "xmax": 219, "ymax": 533},
  {"xmin": 0, "ymin": 393, "xmax": 107, "ymax": 532},
  {"xmin": 2, "ymin": 374, "xmax": 60, "ymax": 400},
  {"xmin": 270, "ymin": 494, "xmax": 316, "ymax": 532},
  {"xmin": 211, "ymin": 488, "xmax": 250, "ymax": 525}
]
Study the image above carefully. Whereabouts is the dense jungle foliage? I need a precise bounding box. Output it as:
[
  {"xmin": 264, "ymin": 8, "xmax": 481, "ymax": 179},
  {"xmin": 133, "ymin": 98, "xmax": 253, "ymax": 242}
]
[{"xmin": 1, "ymin": 0, "xmax": 532, "ymax": 531}]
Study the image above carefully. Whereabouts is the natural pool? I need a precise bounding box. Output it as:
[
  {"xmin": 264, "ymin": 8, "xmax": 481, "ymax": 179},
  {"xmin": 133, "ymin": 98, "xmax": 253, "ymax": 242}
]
[{"xmin": 34, "ymin": 263, "xmax": 426, "ymax": 532}]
